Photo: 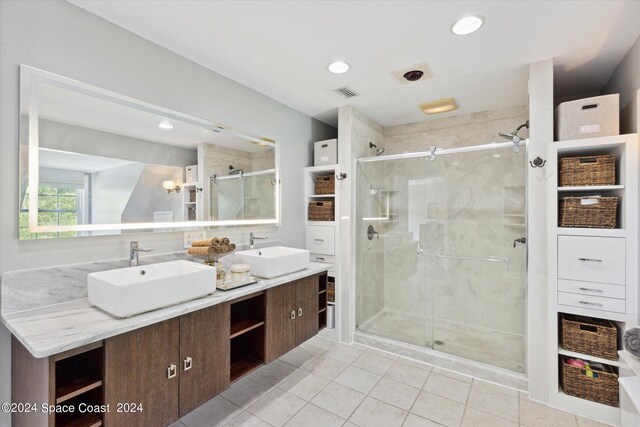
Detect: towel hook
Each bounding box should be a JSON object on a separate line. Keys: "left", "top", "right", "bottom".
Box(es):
{"left": 529, "top": 157, "right": 546, "bottom": 168}
{"left": 336, "top": 173, "right": 347, "bottom": 180}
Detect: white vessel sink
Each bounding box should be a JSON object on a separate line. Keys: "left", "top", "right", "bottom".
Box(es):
{"left": 235, "top": 246, "right": 310, "bottom": 278}
{"left": 88, "top": 260, "right": 216, "bottom": 318}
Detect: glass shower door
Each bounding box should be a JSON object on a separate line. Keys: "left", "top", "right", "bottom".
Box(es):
{"left": 431, "top": 146, "right": 527, "bottom": 373}
{"left": 355, "top": 157, "right": 437, "bottom": 347}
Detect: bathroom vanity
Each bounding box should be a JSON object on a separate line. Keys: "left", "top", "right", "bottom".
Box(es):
{"left": 2, "top": 263, "right": 328, "bottom": 427}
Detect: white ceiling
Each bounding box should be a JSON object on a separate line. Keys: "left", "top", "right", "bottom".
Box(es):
{"left": 39, "top": 148, "right": 136, "bottom": 172}
{"left": 69, "top": 0, "right": 640, "bottom": 127}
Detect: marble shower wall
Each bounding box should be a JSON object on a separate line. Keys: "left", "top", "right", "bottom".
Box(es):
{"left": 379, "top": 105, "right": 528, "bottom": 338}
{"left": 351, "top": 110, "right": 386, "bottom": 329}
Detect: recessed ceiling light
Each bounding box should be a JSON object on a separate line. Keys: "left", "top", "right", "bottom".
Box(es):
{"left": 158, "top": 119, "right": 174, "bottom": 130}
{"left": 450, "top": 15, "right": 484, "bottom": 35}
{"left": 419, "top": 98, "right": 458, "bottom": 115}
{"left": 327, "top": 61, "right": 350, "bottom": 74}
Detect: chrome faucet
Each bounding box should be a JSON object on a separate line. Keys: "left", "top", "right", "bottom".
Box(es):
{"left": 249, "top": 232, "right": 267, "bottom": 250}
{"left": 129, "top": 241, "right": 153, "bottom": 267}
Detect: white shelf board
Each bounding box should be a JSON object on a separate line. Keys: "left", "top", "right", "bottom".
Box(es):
{"left": 309, "top": 194, "right": 335, "bottom": 198}
{"left": 555, "top": 388, "right": 620, "bottom": 425}
{"left": 556, "top": 305, "right": 627, "bottom": 323}
{"left": 557, "top": 347, "right": 621, "bottom": 367}
{"left": 305, "top": 164, "right": 337, "bottom": 173}
{"left": 558, "top": 185, "right": 624, "bottom": 192}
{"left": 555, "top": 227, "right": 627, "bottom": 238}
{"left": 306, "top": 221, "right": 336, "bottom": 226}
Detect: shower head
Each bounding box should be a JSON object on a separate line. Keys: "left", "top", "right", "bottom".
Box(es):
{"left": 228, "top": 165, "right": 243, "bottom": 175}
{"left": 369, "top": 142, "right": 385, "bottom": 156}
{"left": 499, "top": 121, "right": 528, "bottom": 153}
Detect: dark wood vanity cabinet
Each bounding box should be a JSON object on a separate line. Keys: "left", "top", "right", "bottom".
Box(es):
{"left": 265, "top": 274, "right": 322, "bottom": 362}
{"left": 104, "top": 303, "right": 230, "bottom": 426}
{"left": 11, "top": 272, "right": 326, "bottom": 427}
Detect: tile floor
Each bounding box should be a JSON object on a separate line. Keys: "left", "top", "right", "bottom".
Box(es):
{"left": 171, "top": 336, "right": 612, "bottom": 427}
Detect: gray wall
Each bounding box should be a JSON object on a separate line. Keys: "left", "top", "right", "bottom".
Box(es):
{"left": 603, "top": 35, "right": 640, "bottom": 133}
{"left": 0, "top": 1, "right": 335, "bottom": 422}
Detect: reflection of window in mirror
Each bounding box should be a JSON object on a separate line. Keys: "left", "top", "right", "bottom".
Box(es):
{"left": 20, "top": 185, "right": 87, "bottom": 239}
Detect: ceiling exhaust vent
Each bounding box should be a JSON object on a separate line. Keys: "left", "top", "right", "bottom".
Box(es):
{"left": 333, "top": 86, "right": 359, "bottom": 99}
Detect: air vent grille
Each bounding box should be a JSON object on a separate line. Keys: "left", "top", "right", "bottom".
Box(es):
{"left": 333, "top": 86, "right": 359, "bottom": 99}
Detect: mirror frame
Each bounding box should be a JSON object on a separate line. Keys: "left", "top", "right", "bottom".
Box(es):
{"left": 20, "top": 65, "right": 280, "bottom": 234}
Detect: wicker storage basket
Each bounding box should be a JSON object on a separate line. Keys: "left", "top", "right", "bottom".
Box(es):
{"left": 308, "top": 201, "right": 334, "bottom": 221}
{"left": 560, "top": 357, "right": 619, "bottom": 406}
{"left": 315, "top": 175, "right": 335, "bottom": 195}
{"left": 327, "top": 278, "right": 335, "bottom": 303}
{"left": 560, "top": 314, "right": 618, "bottom": 360}
{"left": 559, "top": 196, "right": 617, "bottom": 228}
{"left": 559, "top": 155, "right": 616, "bottom": 187}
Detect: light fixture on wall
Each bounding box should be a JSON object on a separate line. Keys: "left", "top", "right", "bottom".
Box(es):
{"left": 162, "top": 180, "right": 181, "bottom": 194}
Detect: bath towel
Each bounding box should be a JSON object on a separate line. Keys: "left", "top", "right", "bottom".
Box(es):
{"left": 623, "top": 328, "right": 640, "bottom": 357}
{"left": 191, "top": 238, "right": 215, "bottom": 247}
{"left": 187, "top": 246, "right": 215, "bottom": 256}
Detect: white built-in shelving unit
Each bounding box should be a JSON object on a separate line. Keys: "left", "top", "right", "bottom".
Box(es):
{"left": 547, "top": 133, "right": 639, "bottom": 425}
{"left": 304, "top": 164, "right": 340, "bottom": 341}
{"left": 182, "top": 182, "right": 202, "bottom": 221}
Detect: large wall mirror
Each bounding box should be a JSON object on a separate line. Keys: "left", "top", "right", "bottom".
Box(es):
{"left": 19, "top": 65, "right": 279, "bottom": 238}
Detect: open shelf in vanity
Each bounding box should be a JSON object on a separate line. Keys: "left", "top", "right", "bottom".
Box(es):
{"left": 229, "top": 292, "right": 266, "bottom": 382}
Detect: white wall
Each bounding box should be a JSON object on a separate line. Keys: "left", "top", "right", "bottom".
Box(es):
{"left": 603, "top": 35, "right": 640, "bottom": 134}
{"left": 527, "top": 59, "right": 554, "bottom": 402}
{"left": 92, "top": 164, "right": 145, "bottom": 224}
{"left": 0, "top": 1, "right": 335, "bottom": 423}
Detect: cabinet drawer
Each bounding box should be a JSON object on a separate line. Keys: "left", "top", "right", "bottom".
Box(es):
{"left": 306, "top": 226, "right": 335, "bottom": 255}
{"left": 558, "top": 236, "right": 625, "bottom": 285}
{"left": 558, "top": 279, "right": 625, "bottom": 299}
{"left": 558, "top": 291, "right": 626, "bottom": 314}
{"left": 310, "top": 254, "right": 335, "bottom": 264}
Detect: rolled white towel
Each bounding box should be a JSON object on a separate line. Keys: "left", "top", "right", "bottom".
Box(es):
{"left": 623, "top": 328, "right": 640, "bottom": 357}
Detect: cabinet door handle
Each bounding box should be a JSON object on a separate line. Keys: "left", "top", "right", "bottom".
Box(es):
{"left": 183, "top": 356, "right": 192, "bottom": 371}
{"left": 578, "top": 258, "right": 602, "bottom": 262}
{"left": 298, "top": 307, "right": 303, "bottom": 317}
{"left": 579, "top": 287, "right": 603, "bottom": 293}
{"left": 167, "top": 364, "right": 177, "bottom": 379}
{"left": 290, "top": 310, "right": 296, "bottom": 320}
{"left": 579, "top": 301, "right": 603, "bottom": 307}
{"left": 314, "top": 238, "right": 324, "bottom": 242}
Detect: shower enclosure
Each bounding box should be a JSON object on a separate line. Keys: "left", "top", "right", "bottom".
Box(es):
{"left": 355, "top": 143, "right": 527, "bottom": 374}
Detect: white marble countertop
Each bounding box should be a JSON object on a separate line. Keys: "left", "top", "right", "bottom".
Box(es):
{"left": 1, "top": 263, "right": 328, "bottom": 358}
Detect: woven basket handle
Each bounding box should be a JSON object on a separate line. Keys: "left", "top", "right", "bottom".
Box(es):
{"left": 578, "top": 158, "right": 597, "bottom": 164}
{"left": 579, "top": 324, "right": 598, "bottom": 333}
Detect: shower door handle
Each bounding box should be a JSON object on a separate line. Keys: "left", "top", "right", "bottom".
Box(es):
{"left": 417, "top": 243, "right": 423, "bottom": 255}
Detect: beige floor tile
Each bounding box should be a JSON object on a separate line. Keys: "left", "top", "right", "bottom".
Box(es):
{"left": 310, "top": 381, "right": 366, "bottom": 419}
{"left": 576, "top": 416, "right": 615, "bottom": 426}
{"left": 352, "top": 352, "right": 395, "bottom": 375}
{"left": 520, "top": 398, "right": 578, "bottom": 427}
{"left": 432, "top": 367, "right": 472, "bottom": 383}
{"left": 334, "top": 366, "right": 382, "bottom": 394}
{"left": 223, "top": 411, "right": 272, "bottom": 427}
{"left": 279, "top": 346, "right": 318, "bottom": 368}
{"left": 180, "top": 395, "right": 242, "bottom": 426}
{"left": 471, "top": 379, "right": 519, "bottom": 397}
{"left": 369, "top": 377, "right": 420, "bottom": 411}
{"left": 302, "top": 356, "right": 349, "bottom": 380}
{"left": 324, "top": 343, "right": 365, "bottom": 364}
{"left": 467, "top": 383, "right": 518, "bottom": 421}
{"left": 423, "top": 373, "right": 471, "bottom": 404}
{"left": 249, "top": 359, "right": 298, "bottom": 386}
{"left": 396, "top": 357, "right": 434, "bottom": 372}
{"left": 461, "top": 407, "right": 518, "bottom": 427}
{"left": 385, "top": 359, "right": 432, "bottom": 389}
{"left": 411, "top": 391, "right": 465, "bottom": 427}
{"left": 277, "top": 369, "right": 330, "bottom": 401}
{"left": 246, "top": 389, "right": 306, "bottom": 427}
{"left": 349, "top": 396, "right": 408, "bottom": 427}
{"left": 284, "top": 403, "right": 345, "bottom": 427}
{"left": 402, "top": 413, "right": 442, "bottom": 426}
{"left": 365, "top": 346, "right": 398, "bottom": 360}
{"left": 299, "top": 336, "right": 336, "bottom": 354}
{"left": 221, "top": 377, "right": 273, "bottom": 408}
